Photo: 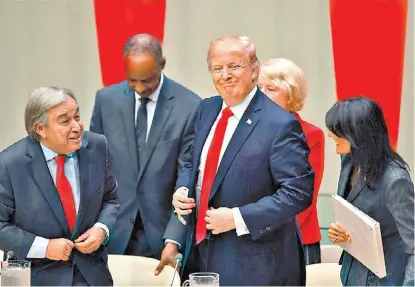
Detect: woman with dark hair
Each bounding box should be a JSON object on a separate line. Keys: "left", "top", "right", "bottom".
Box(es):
{"left": 326, "top": 97, "right": 414, "bottom": 286}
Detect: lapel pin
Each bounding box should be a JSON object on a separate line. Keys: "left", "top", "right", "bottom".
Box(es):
{"left": 246, "top": 119, "right": 252, "bottom": 125}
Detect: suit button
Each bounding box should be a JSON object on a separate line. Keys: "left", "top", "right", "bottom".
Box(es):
{"left": 130, "top": 217, "right": 135, "bottom": 224}
{"left": 266, "top": 226, "right": 271, "bottom": 231}
{"left": 260, "top": 230, "right": 264, "bottom": 234}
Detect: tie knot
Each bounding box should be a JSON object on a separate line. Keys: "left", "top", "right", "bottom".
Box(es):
{"left": 140, "top": 97, "right": 150, "bottom": 105}
{"left": 222, "top": 107, "right": 233, "bottom": 119}
{"left": 55, "top": 155, "right": 66, "bottom": 167}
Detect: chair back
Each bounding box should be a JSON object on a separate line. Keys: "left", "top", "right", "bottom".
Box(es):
{"left": 107, "top": 255, "right": 181, "bottom": 286}
{"left": 306, "top": 263, "right": 342, "bottom": 286}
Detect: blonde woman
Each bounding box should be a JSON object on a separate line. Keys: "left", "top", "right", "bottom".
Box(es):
{"left": 259, "top": 58, "right": 325, "bottom": 264}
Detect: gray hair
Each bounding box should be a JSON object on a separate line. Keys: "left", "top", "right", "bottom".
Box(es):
{"left": 207, "top": 36, "right": 260, "bottom": 71}
{"left": 25, "top": 86, "right": 77, "bottom": 141}
{"left": 123, "top": 34, "right": 163, "bottom": 60}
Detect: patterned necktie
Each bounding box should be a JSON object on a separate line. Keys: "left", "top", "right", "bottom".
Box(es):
{"left": 55, "top": 155, "right": 77, "bottom": 232}
{"left": 195, "top": 107, "right": 234, "bottom": 244}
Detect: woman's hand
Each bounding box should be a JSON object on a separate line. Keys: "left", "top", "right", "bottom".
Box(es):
{"left": 328, "top": 223, "right": 351, "bottom": 243}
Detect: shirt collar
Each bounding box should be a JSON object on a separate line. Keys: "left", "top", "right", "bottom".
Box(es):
{"left": 39, "top": 142, "right": 77, "bottom": 162}
{"left": 222, "top": 85, "right": 258, "bottom": 120}
{"left": 135, "top": 72, "right": 164, "bottom": 103}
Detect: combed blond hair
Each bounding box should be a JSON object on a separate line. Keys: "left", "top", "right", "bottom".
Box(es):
{"left": 207, "top": 36, "right": 260, "bottom": 72}
{"left": 261, "top": 58, "right": 307, "bottom": 112}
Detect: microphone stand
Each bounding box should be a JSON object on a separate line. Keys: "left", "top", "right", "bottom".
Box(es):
{"left": 169, "top": 253, "right": 183, "bottom": 287}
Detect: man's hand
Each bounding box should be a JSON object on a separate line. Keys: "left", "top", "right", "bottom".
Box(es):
{"left": 45, "top": 238, "right": 74, "bottom": 261}
{"left": 172, "top": 187, "right": 195, "bottom": 225}
{"left": 154, "top": 242, "right": 179, "bottom": 276}
{"left": 74, "top": 226, "right": 106, "bottom": 254}
{"left": 205, "top": 207, "right": 236, "bottom": 234}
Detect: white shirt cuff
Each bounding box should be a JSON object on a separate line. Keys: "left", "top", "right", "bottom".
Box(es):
{"left": 94, "top": 222, "right": 109, "bottom": 244}
{"left": 232, "top": 207, "right": 250, "bottom": 236}
{"left": 27, "top": 236, "right": 49, "bottom": 258}
{"left": 165, "top": 239, "right": 181, "bottom": 249}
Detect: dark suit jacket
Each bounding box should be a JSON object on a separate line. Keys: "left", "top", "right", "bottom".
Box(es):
{"left": 90, "top": 76, "right": 201, "bottom": 258}
{"left": 338, "top": 155, "right": 414, "bottom": 286}
{"left": 0, "top": 132, "right": 119, "bottom": 286}
{"left": 294, "top": 112, "right": 325, "bottom": 245}
{"left": 178, "top": 89, "right": 315, "bottom": 286}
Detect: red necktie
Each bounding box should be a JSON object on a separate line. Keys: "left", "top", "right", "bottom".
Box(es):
{"left": 196, "top": 107, "right": 233, "bottom": 244}
{"left": 55, "top": 155, "right": 77, "bottom": 232}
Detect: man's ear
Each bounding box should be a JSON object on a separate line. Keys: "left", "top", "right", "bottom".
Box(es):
{"left": 252, "top": 64, "right": 260, "bottom": 81}
{"left": 34, "top": 123, "right": 47, "bottom": 139}
{"left": 160, "top": 56, "right": 166, "bottom": 70}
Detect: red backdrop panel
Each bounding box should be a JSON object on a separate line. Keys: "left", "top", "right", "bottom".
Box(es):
{"left": 330, "top": 0, "right": 407, "bottom": 149}
{"left": 94, "top": 0, "right": 166, "bottom": 87}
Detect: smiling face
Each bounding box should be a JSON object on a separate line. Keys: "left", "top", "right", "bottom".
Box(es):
{"left": 35, "top": 96, "right": 84, "bottom": 154}
{"left": 328, "top": 130, "right": 351, "bottom": 154}
{"left": 209, "top": 40, "right": 259, "bottom": 107}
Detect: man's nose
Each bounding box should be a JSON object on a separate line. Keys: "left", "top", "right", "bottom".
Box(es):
{"left": 221, "top": 67, "right": 231, "bottom": 80}
{"left": 133, "top": 82, "right": 146, "bottom": 94}
{"left": 71, "top": 120, "right": 81, "bottom": 131}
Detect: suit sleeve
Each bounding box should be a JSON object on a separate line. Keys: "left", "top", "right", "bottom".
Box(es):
{"left": 164, "top": 103, "right": 200, "bottom": 246}
{"left": 239, "top": 119, "right": 315, "bottom": 241}
{"left": 174, "top": 104, "right": 199, "bottom": 190}
{"left": 297, "top": 129, "right": 324, "bottom": 228}
{"left": 0, "top": 159, "right": 37, "bottom": 259}
{"left": 385, "top": 177, "right": 414, "bottom": 286}
{"left": 96, "top": 136, "right": 120, "bottom": 242}
{"left": 90, "top": 90, "right": 103, "bottom": 134}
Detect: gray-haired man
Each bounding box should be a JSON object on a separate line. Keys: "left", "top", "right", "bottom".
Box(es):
{"left": 0, "top": 86, "right": 119, "bottom": 286}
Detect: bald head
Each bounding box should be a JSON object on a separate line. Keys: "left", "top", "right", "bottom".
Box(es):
{"left": 122, "top": 34, "right": 166, "bottom": 97}
{"left": 123, "top": 34, "right": 163, "bottom": 61}
{"left": 207, "top": 36, "right": 259, "bottom": 71}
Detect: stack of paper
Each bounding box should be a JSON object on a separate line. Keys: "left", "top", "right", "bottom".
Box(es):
{"left": 332, "top": 194, "right": 386, "bottom": 278}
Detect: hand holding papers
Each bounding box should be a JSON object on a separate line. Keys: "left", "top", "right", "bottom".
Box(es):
{"left": 332, "top": 194, "right": 386, "bottom": 278}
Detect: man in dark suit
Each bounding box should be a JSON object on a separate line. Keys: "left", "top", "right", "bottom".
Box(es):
{"left": 0, "top": 87, "right": 119, "bottom": 286}
{"left": 90, "top": 34, "right": 201, "bottom": 263}
{"left": 168, "top": 36, "right": 315, "bottom": 285}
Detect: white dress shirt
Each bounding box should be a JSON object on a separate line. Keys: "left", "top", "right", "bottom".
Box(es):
{"left": 196, "top": 86, "right": 258, "bottom": 236}
{"left": 26, "top": 143, "right": 109, "bottom": 258}
{"left": 134, "top": 73, "right": 164, "bottom": 139}
{"left": 166, "top": 87, "right": 257, "bottom": 247}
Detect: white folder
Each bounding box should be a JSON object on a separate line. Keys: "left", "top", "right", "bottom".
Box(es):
{"left": 332, "top": 194, "right": 386, "bottom": 278}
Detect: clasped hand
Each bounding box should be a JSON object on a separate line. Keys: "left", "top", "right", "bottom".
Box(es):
{"left": 45, "top": 227, "right": 106, "bottom": 261}
{"left": 172, "top": 187, "right": 235, "bottom": 234}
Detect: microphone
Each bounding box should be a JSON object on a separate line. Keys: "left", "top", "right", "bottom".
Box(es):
{"left": 169, "top": 253, "right": 183, "bottom": 287}
{"left": 5, "top": 251, "right": 14, "bottom": 262}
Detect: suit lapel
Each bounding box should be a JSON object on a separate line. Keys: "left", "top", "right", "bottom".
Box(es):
{"left": 137, "top": 78, "right": 174, "bottom": 183}
{"left": 25, "top": 138, "right": 70, "bottom": 237}
{"left": 209, "top": 92, "right": 262, "bottom": 201}
{"left": 121, "top": 85, "right": 139, "bottom": 175}
{"left": 337, "top": 157, "right": 352, "bottom": 198}
{"left": 337, "top": 155, "right": 365, "bottom": 203}
{"left": 346, "top": 175, "right": 365, "bottom": 203}
{"left": 191, "top": 99, "right": 223, "bottom": 195}
{"left": 72, "top": 139, "right": 93, "bottom": 238}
